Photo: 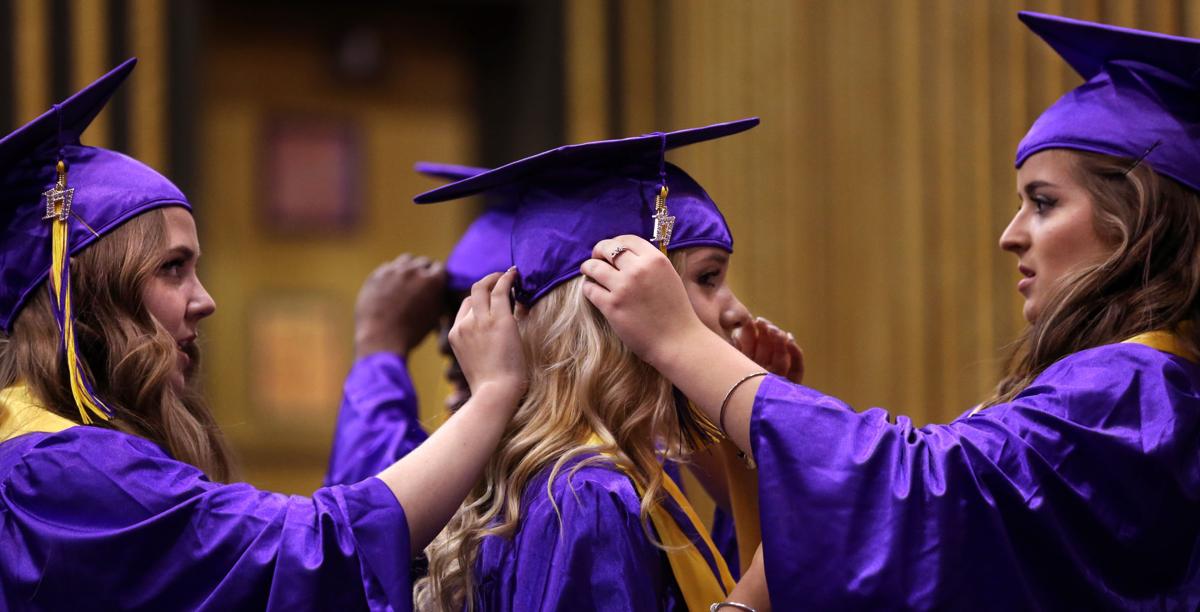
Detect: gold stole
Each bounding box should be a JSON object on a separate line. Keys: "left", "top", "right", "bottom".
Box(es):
{"left": 970, "top": 330, "right": 1195, "bottom": 417}
{"left": 586, "top": 435, "right": 735, "bottom": 611}
{"left": 1122, "top": 330, "right": 1196, "bottom": 362}
{"left": 717, "top": 438, "right": 762, "bottom": 575}
{"left": 0, "top": 384, "right": 76, "bottom": 444}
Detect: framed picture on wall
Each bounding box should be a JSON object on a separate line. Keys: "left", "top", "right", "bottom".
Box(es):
{"left": 262, "top": 115, "right": 361, "bottom": 234}
{"left": 248, "top": 293, "right": 348, "bottom": 423}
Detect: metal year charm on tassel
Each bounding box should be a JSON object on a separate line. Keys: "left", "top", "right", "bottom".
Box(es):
{"left": 42, "top": 160, "right": 74, "bottom": 221}
{"left": 651, "top": 184, "right": 675, "bottom": 253}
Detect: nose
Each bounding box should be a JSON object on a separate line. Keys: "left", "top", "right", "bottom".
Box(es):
{"left": 719, "top": 291, "right": 753, "bottom": 338}
{"left": 189, "top": 279, "right": 217, "bottom": 321}
{"left": 999, "top": 210, "right": 1029, "bottom": 255}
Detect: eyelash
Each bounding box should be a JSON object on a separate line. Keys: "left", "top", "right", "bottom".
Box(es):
{"left": 697, "top": 271, "right": 719, "bottom": 287}
{"left": 1032, "top": 196, "right": 1056, "bottom": 214}
{"left": 161, "top": 258, "right": 186, "bottom": 274}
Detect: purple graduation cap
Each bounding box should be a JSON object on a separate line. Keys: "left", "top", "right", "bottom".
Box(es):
{"left": 1016, "top": 11, "right": 1200, "bottom": 192}
{"left": 414, "top": 118, "right": 758, "bottom": 305}
{"left": 0, "top": 58, "right": 188, "bottom": 423}
{"left": 414, "top": 162, "right": 515, "bottom": 293}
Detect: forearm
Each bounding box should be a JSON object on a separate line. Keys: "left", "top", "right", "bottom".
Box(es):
{"left": 376, "top": 382, "right": 515, "bottom": 553}
{"left": 724, "top": 545, "right": 770, "bottom": 610}
{"left": 652, "top": 325, "right": 765, "bottom": 453}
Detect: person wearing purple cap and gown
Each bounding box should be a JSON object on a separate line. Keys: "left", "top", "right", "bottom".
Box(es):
{"left": 0, "top": 60, "right": 529, "bottom": 611}
{"left": 582, "top": 12, "right": 1200, "bottom": 610}
{"left": 324, "top": 163, "right": 509, "bottom": 489}
{"left": 409, "top": 118, "right": 801, "bottom": 611}
{"left": 327, "top": 162, "right": 776, "bottom": 581}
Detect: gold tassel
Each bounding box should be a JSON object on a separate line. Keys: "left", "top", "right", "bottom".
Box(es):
{"left": 44, "top": 160, "right": 110, "bottom": 423}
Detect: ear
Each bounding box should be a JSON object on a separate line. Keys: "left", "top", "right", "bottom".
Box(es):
{"left": 514, "top": 302, "right": 529, "bottom": 321}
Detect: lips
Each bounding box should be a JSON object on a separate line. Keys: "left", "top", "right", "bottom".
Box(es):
{"left": 1017, "top": 265, "right": 1035, "bottom": 294}
{"left": 176, "top": 336, "right": 198, "bottom": 375}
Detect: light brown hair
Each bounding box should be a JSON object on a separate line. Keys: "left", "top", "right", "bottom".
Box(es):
{"left": 0, "top": 208, "right": 233, "bottom": 481}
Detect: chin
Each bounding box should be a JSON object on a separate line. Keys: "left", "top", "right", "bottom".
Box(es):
{"left": 1022, "top": 301, "right": 1039, "bottom": 324}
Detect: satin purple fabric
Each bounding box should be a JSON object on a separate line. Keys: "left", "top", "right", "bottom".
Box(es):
{"left": 506, "top": 162, "right": 735, "bottom": 305}
{"left": 414, "top": 162, "right": 515, "bottom": 293}
{"left": 751, "top": 342, "right": 1200, "bottom": 608}
{"left": 326, "top": 353, "right": 429, "bottom": 487}
{"left": 473, "top": 457, "right": 686, "bottom": 611}
{"left": 1015, "top": 12, "right": 1200, "bottom": 192}
{"left": 0, "top": 59, "right": 188, "bottom": 333}
{"left": 413, "top": 119, "right": 756, "bottom": 305}
{"left": 0, "top": 426, "right": 412, "bottom": 611}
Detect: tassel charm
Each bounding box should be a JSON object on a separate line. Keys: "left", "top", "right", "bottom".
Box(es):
{"left": 651, "top": 185, "right": 675, "bottom": 254}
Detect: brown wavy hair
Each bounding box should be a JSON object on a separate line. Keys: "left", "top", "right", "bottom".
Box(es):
{"left": 985, "top": 151, "right": 1200, "bottom": 406}
{"left": 415, "top": 254, "right": 712, "bottom": 611}
{"left": 0, "top": 208, "right": 233, "bottom": 481}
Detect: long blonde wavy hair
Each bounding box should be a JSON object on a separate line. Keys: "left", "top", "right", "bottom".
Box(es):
{"left": 984, "top": 151, "right": 1200, "bottom": 406}
{"left": 415, "top": 255, "right": 709, "bottom": 610}
{"left": 0, "top": 208, "right": 233, "bottom": 481}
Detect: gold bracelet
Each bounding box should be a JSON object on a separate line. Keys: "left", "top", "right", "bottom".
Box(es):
{"left": 710, "top": 602, "right": 757, "bottom": 612}
{"left": 719, "top": 371, "right": 768, "bottom": 436}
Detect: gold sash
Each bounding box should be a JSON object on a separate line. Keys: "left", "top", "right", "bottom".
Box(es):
{"left": 0, "top": 384, "right": 76, "bottom": 444}
{"left": 586, "top": 435, "right": 735, "bottom": 611}
{"left": 1122, "top": 330, "right": 1197, "bottom": 362}
{"left": 971, "top": 330, "right": 1194, "bottom": 416}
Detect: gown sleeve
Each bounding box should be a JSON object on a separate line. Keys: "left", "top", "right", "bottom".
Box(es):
{"left": 484, "top": 469, "right": 676, "bottom": 611}
{"left": 1, "top": 427, "right": 412, "bottom": 611}
{"left": 325, "top": 352, "right": 429, "bottom": 487}
{"left": 750, "top": 343, "right": 1200, "bottom": 609}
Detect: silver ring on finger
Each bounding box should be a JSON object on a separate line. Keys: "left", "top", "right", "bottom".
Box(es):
{"left": 609, "top": 245, "right": 629, "bottom": 263}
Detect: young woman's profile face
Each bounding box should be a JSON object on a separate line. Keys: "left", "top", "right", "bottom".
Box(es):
{"left": 677, "top": 247, "right": 751, "bottom": 343}
{"left": 1001, "top": 149, "right": 1114, "bottom": 323}
{"left": 141, "top": 207, "right": 217, "bottom": 390}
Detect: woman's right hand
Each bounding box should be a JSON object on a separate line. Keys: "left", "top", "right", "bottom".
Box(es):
{"left": 448, "top": 267, "right": 527, "bottom": 405}
{"left": 581, "top": 235, "right": 710, "bottom": 368}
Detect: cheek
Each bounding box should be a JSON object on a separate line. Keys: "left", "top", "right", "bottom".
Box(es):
{"left": 685, "top": 288, "right": 722, "bottom": 331}
{"left": 1040, "top": 215, "right": 1109, "bottom": 274}
{"left": 141, "top": 280, "right": 182, "bottom": 327}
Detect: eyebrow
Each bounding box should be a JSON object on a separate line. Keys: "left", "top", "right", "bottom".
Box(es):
{"left": 694, "top": 252, "right": 729, "bottom": 266}
{"left": 1021, "top": 179, "right": 1057, "bottom": 195}
{"left": 165, "top": 245, "right": 198, "bottom": 260}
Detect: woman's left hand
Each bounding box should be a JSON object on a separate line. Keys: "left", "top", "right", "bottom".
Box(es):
{"left": 733, "top": 317, "right": 804, "bottom": 384}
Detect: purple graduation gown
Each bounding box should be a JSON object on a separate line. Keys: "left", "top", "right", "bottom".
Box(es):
{"left": 326, "top": 353, "right": 429, "bottom": 486}
{"left": 473, "top": 457, "right": 687, "bottom": 611}
{"left": 0, "top": 426, "right": 412, "bottom": 611}
{"left": 752, "top": 342, "right": 1200, "bottom": 609}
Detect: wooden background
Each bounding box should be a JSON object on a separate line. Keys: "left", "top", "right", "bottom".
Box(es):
{"left": 4, "top": 0, "right": 1198, "bottom": 496}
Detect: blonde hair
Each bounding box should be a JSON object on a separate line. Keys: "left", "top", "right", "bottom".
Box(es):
{"left": 415, "top": 259, "right": 708, "bottom": 610}
{"left": 985, "top": 152, "right": 1200, "bottom": 406}
{"left": 0, "top": 208, "right": 233, "bottom": 481}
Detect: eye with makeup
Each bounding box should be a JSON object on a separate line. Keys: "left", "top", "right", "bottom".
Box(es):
{"left": 1031, "top": 194, "right": 1058, "bottom": 214}
{"left": 158, "top": 250, "right": 192, "bottom": 279}
{"left": 695, "top": 267, "right": 723, "bottom": 289}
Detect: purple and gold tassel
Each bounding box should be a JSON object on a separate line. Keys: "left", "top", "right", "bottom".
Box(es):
{"left": 43, "top": 160, "right": 111, "bottom": 423}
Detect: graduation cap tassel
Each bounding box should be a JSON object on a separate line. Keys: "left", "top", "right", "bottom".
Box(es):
{"left": 44, "top": 159, "right": 112, "bottom": 424}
